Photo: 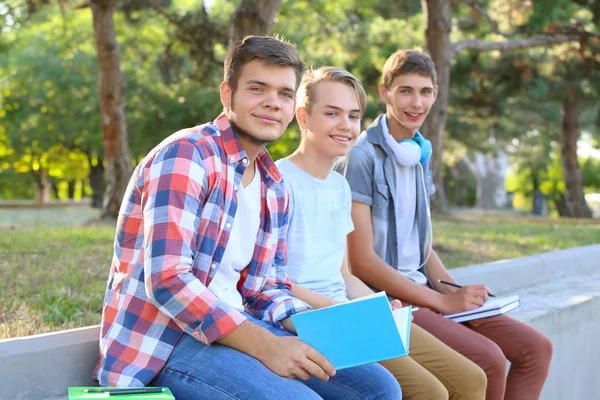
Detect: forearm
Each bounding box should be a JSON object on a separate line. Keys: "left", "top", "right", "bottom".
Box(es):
{"left": 342, "top": 273, "right": 375, "bottom": 300}
{"left": 352, "top": 253, "right": 444, "bottom": 311}
{"left": 424, "top": 249, "right": 457, "bottom": 295}
{"left": 218, "top": 319, "right": 276, "bottom": 359}
{"left": 291, "top": 284, "right": 339, "bottom": 309}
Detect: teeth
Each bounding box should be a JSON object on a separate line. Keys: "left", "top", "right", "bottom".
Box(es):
{"left": 331, "top": 136, "right": 349, "bottom": 141}
{"left": 407, "top": 113, "right": 421, "bottom": 117}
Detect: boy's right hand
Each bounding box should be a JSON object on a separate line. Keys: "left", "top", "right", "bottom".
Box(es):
{"left": 260, "top": 336, "right": 336, "bottom": 382}
{"left": 438, "top": 284, "right": 490, "bottom": 314}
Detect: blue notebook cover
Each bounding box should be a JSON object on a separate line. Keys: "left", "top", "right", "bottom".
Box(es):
{"left": 291, "top": 291, "right": 412, "bottom": 370}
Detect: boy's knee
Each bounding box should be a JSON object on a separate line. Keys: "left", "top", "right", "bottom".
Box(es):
{"left": 427, "top": 379, "right": 449, "bottom": 400}
{"left": 525, "top": 332, "right": 553, "bottom": 371}
{"left": 483, "top": 343, "right": 507, "bottom": 379}
{"left": 373, "top": 370, "right": 403, "bottom": 400}
{"left": 452, "top": 362, "right": 487, "bottom": 399}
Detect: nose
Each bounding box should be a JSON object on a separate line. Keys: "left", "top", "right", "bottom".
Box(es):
{"left": 338, "top": 115, "right": 351, "bottom": 131}
{"left": 263, "top": 90, "right": 281, "bottom": 111}
{"left": 411, "top": 94, "right": 423, "bottom": 108}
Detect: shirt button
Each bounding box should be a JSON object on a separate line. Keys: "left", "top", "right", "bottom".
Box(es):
{"left": 210, "top": 263, "right": 217, "bottom": 269}
{"left": 242, "top": 158, "right": 248, "bottom": 164}
{"left": 226, "top": 223, "right": 232, "bottom": 229}
{"left": 229, "top": 156, "right": 235, "bottom": 161}
{"left": 234, "top": 185, "right": 239, "bottom": 190}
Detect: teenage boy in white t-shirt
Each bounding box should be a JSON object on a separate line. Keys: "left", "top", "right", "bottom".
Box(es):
{"left": 278, "top": 66, "right": 487, "bottom": 400}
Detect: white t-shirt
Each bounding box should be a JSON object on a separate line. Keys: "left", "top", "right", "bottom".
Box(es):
{"left": 277, "top": 159, "right": 353, "bottom": 302}
{"left": 207, "top": 169, "right": 261, "bottom": 310}
{"left": 381, "top": 117, "right": 427, "bottom": 285}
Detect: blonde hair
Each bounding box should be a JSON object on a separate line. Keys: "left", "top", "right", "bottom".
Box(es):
{"left": 296, "top": 66, "right": 367, "bottom": 115}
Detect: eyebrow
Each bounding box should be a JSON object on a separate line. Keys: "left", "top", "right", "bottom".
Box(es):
{"left": 324, "top": 104, "right": 361, "bottom": 113}
{"left": 246, "top": 79, "right": 295, "bottom": 94}
{"left": 397, "top": 85, "right": 434, "bottom": 91}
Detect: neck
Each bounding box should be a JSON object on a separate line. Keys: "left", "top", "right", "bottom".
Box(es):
{"left": 287, "top": 140, "right": 335, "bottom": 180}
{"left": 386, "top": 111, "right": 417, "bottom": 142}
{"left": 236, "top": 135, "right": 264, "bottom": 164}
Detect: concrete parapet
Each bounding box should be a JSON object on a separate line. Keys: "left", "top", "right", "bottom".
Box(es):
{"left": 0, "top": 325, "right": 99, "bottom": 400}
{"left": 1, "top": 245, "right": 599, "bottom": 400}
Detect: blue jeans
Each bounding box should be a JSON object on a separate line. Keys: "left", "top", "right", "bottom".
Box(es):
{"left": 151, "top": 313, "right": 401, "bottom": 400}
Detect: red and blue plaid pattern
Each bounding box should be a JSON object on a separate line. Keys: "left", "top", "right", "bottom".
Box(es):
{"left": 95, "top": 113, "right": 310, "bottom": 386}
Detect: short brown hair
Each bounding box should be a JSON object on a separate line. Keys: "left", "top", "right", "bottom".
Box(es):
{"left": 382, "top": 50, "right": 437, "bottom": 89}
{"left": 296, "top": 66, "right": 367, "bottom": 115}
{"left": 224, "top": 35, "right": 305, "bottom": 94}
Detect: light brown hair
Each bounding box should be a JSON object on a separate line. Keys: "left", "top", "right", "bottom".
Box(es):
{"left": 382, "top": 50, "right": 437, "bottom": 89}
{"left": 224, "top": 35, "right": 305, "bottom": 94}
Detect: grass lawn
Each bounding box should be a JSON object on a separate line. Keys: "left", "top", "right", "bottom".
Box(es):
{"left": 1, "top": 207, "right": 599, "bottom": 339}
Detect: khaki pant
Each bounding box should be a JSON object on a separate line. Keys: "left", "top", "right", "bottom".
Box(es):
{"left": 379, "top": 324, "right": 487, "bottom": 400}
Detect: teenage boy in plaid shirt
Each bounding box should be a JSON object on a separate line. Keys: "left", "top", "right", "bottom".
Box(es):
{"left": 95, "top": 36, "right": 401, "bottom": 400}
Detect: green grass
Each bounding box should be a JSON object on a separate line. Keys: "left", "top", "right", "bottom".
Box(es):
{"left": 435, "top": 215, "right": 600, "bottom": 268}
{"left": 1, "top": 207, "right": 599, "bottom": 339}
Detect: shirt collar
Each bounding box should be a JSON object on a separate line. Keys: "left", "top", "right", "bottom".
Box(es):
{"left": 215, "top": 112, "right": 283, "bottom": 184}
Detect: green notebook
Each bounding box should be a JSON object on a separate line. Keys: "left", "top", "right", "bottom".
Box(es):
{"left": 68, "top": 387, "right": 175, "bottom": 399}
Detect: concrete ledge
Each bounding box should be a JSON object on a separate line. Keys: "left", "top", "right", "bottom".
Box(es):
{"left": 451, "top": 244, "right": 600, "bottom": 295}
{"left": 0, "top": 325, "right": 100, "bottom": 400}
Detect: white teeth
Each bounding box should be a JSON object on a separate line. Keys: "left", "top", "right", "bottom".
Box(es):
{"left": 331, "top": 136, "right": 349, "bottom": 141}
{"left": 407, "top": 113, "right": 421, "bottom": 117}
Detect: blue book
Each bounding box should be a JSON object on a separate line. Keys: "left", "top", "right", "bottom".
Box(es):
{"left": 291, "top": 291, "right": 412, "bottom": 370}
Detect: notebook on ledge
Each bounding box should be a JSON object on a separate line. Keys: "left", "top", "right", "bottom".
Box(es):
{"left": 444, "top": 295, "right": 521, "bottom": 323}
{"left": 291, "top": 291, "right": 412, "bottom": 370}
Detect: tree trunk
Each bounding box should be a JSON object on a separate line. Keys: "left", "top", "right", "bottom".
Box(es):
{"left": 229, "top": 0, "right": 281, "bottom": 44}
{"left": 89, "top": 155, "right": 106, "bottom": 209}
{"left": 67, "top": 180, "right": 76, "bottom": 200}
{"left": 560, "top": 99, "right": 593, "bottom": 218}
{"left": 90, "top": 0, "right": 133, "bottom": 219}
{"left": 464, "top": 151, "right": 508, "bottom": 209}
{"left": 553, "top": 194, "right": 571, "bottom": 217}
{"left": 422, "top": 0, "right": 451, "bottom": 213}
{"left": 32, "top": 169, "right": 50, "bottom": 205}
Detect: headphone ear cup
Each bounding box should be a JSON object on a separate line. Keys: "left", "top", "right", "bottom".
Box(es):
{"left": 413, "top": 133, "right": 432, "bottom": 163}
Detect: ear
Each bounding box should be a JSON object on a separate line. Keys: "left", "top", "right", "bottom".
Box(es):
{"left": 220, "top": 81, "right": 232, "bottom": 109}
{"left": 432, "top": 84, "right": 439, "bottom": 104}
{"left": 296, "top": 106, "right": 309, "bottom": 130}
{"left": 287, "top": 98, "right": 297, "bottom": 124}
{"left": 378, "top": 84, "right": 390, "bottom": 105}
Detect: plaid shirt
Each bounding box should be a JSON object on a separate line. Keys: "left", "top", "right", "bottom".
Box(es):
{"left": 95, "top": 113, "right": 310, "bottom": 386}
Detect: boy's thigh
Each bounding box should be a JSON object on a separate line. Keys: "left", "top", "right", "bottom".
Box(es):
{"left": 407, "top": 323, "right": 487, "bottom": 398}
{"left": 467, "top": 314, "right": 552, "bottom": 363}
{"left": 304, "top": 362, "right": 402, "bottom": 400}
{"left": 379, "top": 354, "right": 448, "bottom": 400}
{"left": 412, "top": 307, "right": 504, "bottom": 372}
{"left": 152, "top": 332, "right": 321, "bottom": 400}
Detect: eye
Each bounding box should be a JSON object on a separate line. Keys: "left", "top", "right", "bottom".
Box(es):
{"left": 350, "top": 114, "right": 361, "bottom": 120}
{"left": 249, "top": 86, "right": 263, "bottom": 93}
{"left": 400, "top": 89, "right": 410, "bottom": 94}
{"left": 280, "top": 92, "right": 294, "bottom": 100}
{"left": 326, "top": 112, "right": 337, "bottom": 116}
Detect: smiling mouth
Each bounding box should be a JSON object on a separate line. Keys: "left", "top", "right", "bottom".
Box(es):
{"left": 255, "top": 115, "right": 279, "bottom": 124}
{"left": 405, "top": 112, "right": 422, "bottom": 118}
{"left": 330, "top": 135, "right": 351, "bottom": 142}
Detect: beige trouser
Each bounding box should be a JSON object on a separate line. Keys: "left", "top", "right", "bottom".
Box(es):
{"left": 379, "top": 324, "right": 487, "bottom": 400}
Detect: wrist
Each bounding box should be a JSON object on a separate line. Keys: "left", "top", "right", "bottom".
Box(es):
{"left": 429, "top": 292, "right": 447, "bottom": 313}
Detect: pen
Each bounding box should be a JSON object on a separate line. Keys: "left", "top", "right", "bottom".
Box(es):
{"left": 83, "top": 387, "right": 166, "bottom": 395}
{"left": 438, "top": 280, "right": 496, "bottom": 297}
